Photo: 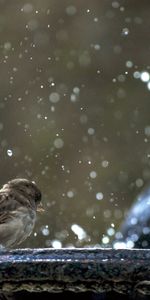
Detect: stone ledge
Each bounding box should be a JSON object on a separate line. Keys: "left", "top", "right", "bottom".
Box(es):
{"left": 0, "top": 248, "right": 150, "bottom": 295}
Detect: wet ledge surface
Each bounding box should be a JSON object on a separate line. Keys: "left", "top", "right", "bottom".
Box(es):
{"left": 0, "top": 248, "right": 150, "bottom": 295}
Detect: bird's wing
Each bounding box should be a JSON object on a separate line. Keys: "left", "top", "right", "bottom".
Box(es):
{"left": 0, "top": 215, "right": 23, "bottom": 248}
{"left": 0, "top": 191, "right": 19, "bottom": 224}
{"left": 0, "top": 212, "right": 14, "bottom": 224}
{"left": 0, "top": 190, "right": 15, "bottom": 205}
{"left": 0, "top": 190, "right": 20, "bottom": 208}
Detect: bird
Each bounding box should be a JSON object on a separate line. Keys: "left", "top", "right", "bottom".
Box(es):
{"left": 0, "top": 178, "right": 42, "bottom": 248}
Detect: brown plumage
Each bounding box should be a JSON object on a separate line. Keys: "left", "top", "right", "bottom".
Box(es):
{"left": 0, "top": 178, "right": 42, "bottom": 248}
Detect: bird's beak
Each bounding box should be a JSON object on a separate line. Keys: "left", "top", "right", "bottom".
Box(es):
{"left": 37, "top": 202, "right": 45, "bottom": 212}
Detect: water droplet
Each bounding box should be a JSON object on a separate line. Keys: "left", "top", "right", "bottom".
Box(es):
{"left": 67, "top": 190, "right": 74, "bottom": 198}
{"left": 21, "top": 3, "right": 33, "bottom": 13}
{"left": 73, "top": 87, "right": 80, "bottom": 94}
{"left": 135, "top": 178, "right": 144, "bottom": 188}
{"left": 140, "top": 71, "right": 150, "bottom": 82}
{"left": 107, "top": 228, "right": 115, "bottom": 236}
{"left": 42, "top": 228, "right": 50, "bottom": 236}
{"left": 66, "top": 5, "right": 77, "bottom": 16}
{"left": 112, "top": 1, "right": 120, "bottom": 8}
{"left": 71, "top": 224, "right": 87, "bottom": 240}
{"left": 102, "top": 236, "right": 110, "bottom": 244}
{"left": 70, "top": 94, "right": 77, "bottom": 102}
{"left": 122, "top": 28, "right": 129, "bottom": 36}
{"left": 7, "top": 149, "right": 13, "bottom": 157}
{"left": 49, "top": 92, "right": 60, "bottom": 103}
{"left": 87, "top": 128, "right": 95, "bottom": 135}
{"left": 54, "top": 138, "right": 64, "bottom": 149}
{"left": 89, "top": 171, "right": 97, "bottom": 179}
{"left": 96, "top": 192, "right": 103, "bottom": 200}
{"left": 101, "top": 160, "right": 109, "bottom": 168}
{"left": 147, "top": 82, "right": 150, "bottom": 90}
{"left": 126, "top": 60, "right": 133, "bottom": 68}
{"left": 51, "top": 240, "right": 62, "bottom": 248}
{"left": 144, "top": 126, "right": 150, "bottom": 136}
{"left": 93, "top": 44, "right": 101, "bottom": 50}
{"left": 133, "top": 71, "right": 140, "bottom": 79}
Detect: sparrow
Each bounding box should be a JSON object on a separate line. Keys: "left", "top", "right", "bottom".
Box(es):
{"left": 0, "top": 178, "right": 42, "bottom": 248}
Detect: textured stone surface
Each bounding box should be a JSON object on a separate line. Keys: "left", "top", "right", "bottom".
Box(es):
{"left": 0, "top": 248, "right": 150, "bottom": 295}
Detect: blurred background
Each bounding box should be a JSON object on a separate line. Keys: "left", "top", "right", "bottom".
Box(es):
{"left": 0, "top": 0, "right": 150, "bottom": 248}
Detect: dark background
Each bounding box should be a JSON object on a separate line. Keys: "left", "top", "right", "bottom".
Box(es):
{"left": 0, "top": 0, "right": 150, "bottom": 248}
